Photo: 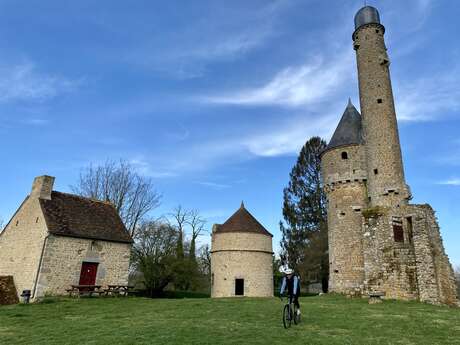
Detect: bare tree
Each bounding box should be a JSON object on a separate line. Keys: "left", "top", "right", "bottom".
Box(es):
{"left": 72, "top": 160, "right": 161, "bottom": 238}
{"left": 169, "top": 206, "right": 190, "bottom": 259}
{"left": 187, "top": 210, "right": 206, "bottom": 260}
{"left": 0, "top": 217, "right": 4, "bottom": 232}
{"left": 198, "top": 244, "right": 211, "bottom": 276}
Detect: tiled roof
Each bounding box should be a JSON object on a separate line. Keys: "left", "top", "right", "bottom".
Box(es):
{"left": 214, "top": 202, "right": 272, "bottom": 237}
{"left": 39, "top": 191, "right": 133, "bottom": 243}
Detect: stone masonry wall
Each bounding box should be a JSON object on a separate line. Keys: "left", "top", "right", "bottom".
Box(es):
{"left": 211, "top": 232, "right": 273, "bottom": 298}
{"left": 0, "top": 276, "right": 19, "bottom": 305}
{"left": 353, "top": 23, "right": 409, "bottom": 207}
{"left": 322, "top": 145, "right": 368, "bottom": 295}
{"left": 35, "top": 235, "right": 131, "bottom": 297}
{"left": 0, "top": 197, "right": 48, "bottom": 298}
{"left": 326, "top": 182, "right": 367, "bottom": 295}
{"left": 211, "top": 250, "right": 273, "bottom": 298}
{"left": 409, "top": 204, "right": 458, "bottom": 306}
{"left": 362, "top": 208, "right": 418, "bottom": 300}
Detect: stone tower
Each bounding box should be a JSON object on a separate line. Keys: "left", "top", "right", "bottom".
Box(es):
{"left": 353, "top": 6, "right": 410, "bottom": 207}
{"left": 321, "top": 6, "right": 458, "bottom": 306}
{"left": 210, "top": 203, "right": 273, "bottom": 298}
{"left": 321, "top": 100, "right": 367, "bottom": 295}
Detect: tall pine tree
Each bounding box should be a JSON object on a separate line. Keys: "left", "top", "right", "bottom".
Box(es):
{"left": 280, "top": 136, "right": 328, "bottom": 291}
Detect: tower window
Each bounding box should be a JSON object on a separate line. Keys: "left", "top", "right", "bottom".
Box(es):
{"left": 374, "top": 169, "right": 378, "bottom": 175}
{"left": 341, "top": 152, "right": 348, "bottom": 160}
{"left": 375, "top": 29, "right": 380, "bottom": 34}
{"left": 377, "top": 99, "right": 383, "bottom": 104}
{"left": 393, "top": 224, "right": 404, "bottom": 243}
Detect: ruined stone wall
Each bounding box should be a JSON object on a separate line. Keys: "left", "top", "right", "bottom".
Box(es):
{"left": 409, "top": 204, "right": 458, "bottom": 306}
{"left": 322, "top": 145, "right": 368, "bottom": 295}
{"left": 362, "top": 208, "right": 418, "bottom": 300}
{"left": 211, "top": 232, "right": 273, "bottom": 298}
{"left": 0, "top": 276, "right": 19, "bottom": 305}
{"left": 35, "top": 235, "right": 131, "bottom": 297}
{"left": 0, "top": 197, "right": 48, "bottom": 298}
{"left": 353, "top": 23, "right": 409, "bottom": 207}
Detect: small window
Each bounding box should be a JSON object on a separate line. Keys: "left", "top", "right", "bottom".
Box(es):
{"left": 374, "top": 169, "right": 379, "bottom": 175}
{"left": 341, "top": 152, "right": 348, "bottom": 159}
{"left": 334, "top": 270, "right": 339, "bottom": 273}
{"left": 393, "top": 219, "right": 404, "bottom": 243}
{"left": 377, "top": 99, "right": 383, "bottom": 104}
{"left": 376, "top": 29, "right": 380, "bottom": 34}
{"left": 36, "top": 217, "right": 39, "bottom": 223}
{"left": 16, "top": 220, "right": 19, "bottom": 226}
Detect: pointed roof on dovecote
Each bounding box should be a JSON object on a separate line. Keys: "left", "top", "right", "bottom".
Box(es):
{"left": 213, "top": 202, "right": 273, "bottom": 237}
{"left": 325, "top": 99, "right": 363, "bottom": 152}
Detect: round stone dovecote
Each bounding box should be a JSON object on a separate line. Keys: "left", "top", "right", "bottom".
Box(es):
{"left": 210, "top": 203, "right": 273, "bottom": 298}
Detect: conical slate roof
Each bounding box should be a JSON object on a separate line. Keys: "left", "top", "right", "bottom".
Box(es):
{"left": 214, "top": 202, "right": 273, "bottom": 237}
{"left": 325, "top": 99, "right": 363, "bottom": 152}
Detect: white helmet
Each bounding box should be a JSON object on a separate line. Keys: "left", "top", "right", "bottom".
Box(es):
{"left": 279, "top": 265, "right": 293, "bottom": 275}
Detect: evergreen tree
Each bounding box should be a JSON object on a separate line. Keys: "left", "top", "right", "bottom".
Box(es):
{"left": 280, "top": 136, "right": 328, "bottom": 291}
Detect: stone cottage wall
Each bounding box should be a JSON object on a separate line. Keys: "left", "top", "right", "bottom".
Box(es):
{"left": 35, "top": 235, "right": 131, "bottom": 297}
{"left": 0, "top": 197, "right": 48, "bottom": 298}
{"left": 211, "top": 232, "right": 273, "bottom": 298}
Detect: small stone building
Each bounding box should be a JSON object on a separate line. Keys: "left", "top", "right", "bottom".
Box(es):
{"left": 0, "top": 175, "right": 133, "bottom": 300}
{"left": 321, "top": 6, "right": 458, "bottom": 306}
{"left": 211, "top": 203, "right": 273, "bottom": 298}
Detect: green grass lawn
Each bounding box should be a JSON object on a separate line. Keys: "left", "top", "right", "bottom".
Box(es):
{"left": 0, "top": 295, "right": 459, "bottom": 345}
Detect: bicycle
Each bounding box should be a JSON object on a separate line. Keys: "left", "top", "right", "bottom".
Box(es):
{"left": 281, "top": 295, "right": 300, "bottom": 329}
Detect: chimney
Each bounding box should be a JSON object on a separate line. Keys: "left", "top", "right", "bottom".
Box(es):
{"left": 31, "top": 175, "right": 55, "bottom": 200}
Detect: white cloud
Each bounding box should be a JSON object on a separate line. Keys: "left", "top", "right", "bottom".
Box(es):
{"left": 0, "top": 62, "right": 80, "bottom": 103}
{"left": 128, "top": 1, "right": 289, "bottom": 79}
{"left": 130, "top": 158, "right": 178, "bottom": 179}
{"left": 437, "top": 179, "right": 460, "bottom": 186}
{"left": 195, "top": 181, "right": 231, "bottom": 190}
{"left": 242, "top": 112, "right": 336, "bottom": 157}
{"left": 395, "top": 69, "right": 460, "bottom": 122}
{"left": 202, "top": 51, "right": 353, "bottom": 107}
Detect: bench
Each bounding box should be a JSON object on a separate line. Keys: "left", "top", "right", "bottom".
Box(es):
{"left": 368, "top": 291, "right": 385, "bottom": 304}
{"left": 68, "top": 285, "right": 103, "bottom": 298}
{"left": 105, "top": 285, "right": 135, "bottom": 297}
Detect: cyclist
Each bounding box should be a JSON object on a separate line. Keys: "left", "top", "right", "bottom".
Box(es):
{"left": 279, "top": 266, "right": 301, "bottom": 316}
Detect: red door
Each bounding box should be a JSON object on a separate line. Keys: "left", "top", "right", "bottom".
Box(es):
{"left": 79, "top": 262, "right": 98, "bottom": 285}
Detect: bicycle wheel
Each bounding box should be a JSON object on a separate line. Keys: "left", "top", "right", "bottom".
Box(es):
{"left": 293, "top": 304, "right": 301, "bottom": 325}
{"left": 283, "top": 304, "right": 292, "bottom": 329}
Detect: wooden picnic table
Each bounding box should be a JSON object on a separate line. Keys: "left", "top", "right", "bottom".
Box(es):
{"left": 67, "top": 285, "right": 103, "bottom": 297}
{"left": 105, "top": 285, "right": 135, "bottom": 296}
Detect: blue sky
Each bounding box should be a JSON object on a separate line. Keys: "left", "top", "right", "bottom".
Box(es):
{"left": 0, "top": 0, "right": 459, "bottom": 267}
